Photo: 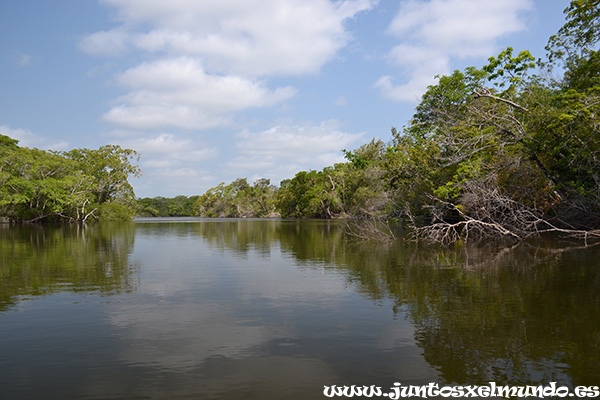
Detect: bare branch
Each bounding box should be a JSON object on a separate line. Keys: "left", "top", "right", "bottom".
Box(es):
{"left": 473, "top": 88, "right": 529, "bottom": 112}
{"left": 409, "top": 180, "right": 600, "bottom": 245}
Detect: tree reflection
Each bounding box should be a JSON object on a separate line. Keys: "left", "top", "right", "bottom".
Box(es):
{"left": 190, "top": 220, "right": 600, "bottom": 387}
{"left": 4, "top": 219, "right": 598, "bottom": 388}
{"left": 191, "top": 218, "right": 281, "bottom": 257}
{"left": 400, "top": 243, "right": 600, "bottom": 387}
{"left": 0, "top": 222, "right": 137, "bottom": 312}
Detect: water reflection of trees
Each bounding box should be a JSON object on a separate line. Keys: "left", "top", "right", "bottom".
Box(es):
{"left": 0, "top": 222, "right": 137, "bottom": 312}
{"left": 191, "top": 219, "right": 280, "bottom": 257}
{"left": 192, "top": 220, "right": 600, "bottom": 388}
{"left": 400, "top": 244, "right": 600, "bottom": 387}
{"left": 337, "top": 240, "right": 600, "bottom": 388}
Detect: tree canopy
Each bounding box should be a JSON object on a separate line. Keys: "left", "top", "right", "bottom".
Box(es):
{"left": 0, "top": 136, "right": 140, "bottom": 222}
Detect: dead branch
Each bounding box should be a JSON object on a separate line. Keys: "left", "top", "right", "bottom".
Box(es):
{"left": 410, "top": 180, "right": 600, "bottom": 245}
{"left": 473, "top": 88, "right": 529, "bottom": 112}
{"left": 344, "top": 208, "right": 396, "bottom": 242}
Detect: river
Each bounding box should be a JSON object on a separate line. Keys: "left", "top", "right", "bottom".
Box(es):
{"left": 1, "top": 218, "right": 599, "bottom": 399}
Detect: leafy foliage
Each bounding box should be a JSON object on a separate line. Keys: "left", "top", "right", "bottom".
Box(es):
{"left": 136, "top": 195, "right": 200, "bottom": 217}
{"left": 0, "top": 136, "right": 140, "bottom": 222}
{"left": 380, "top": 0, "right": 600, "bottom": 242}
{"left": 194, "top": 178, "right": 279, "bottom": 218}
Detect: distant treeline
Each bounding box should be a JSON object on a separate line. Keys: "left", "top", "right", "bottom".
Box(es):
{"left": 136, "top": 195, "right": 200, "bottom": 217}
{"left": 136, "top": 178, "right": 278, "bottom": 218}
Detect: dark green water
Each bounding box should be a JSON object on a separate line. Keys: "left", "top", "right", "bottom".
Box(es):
{"left": 1, "top": 218, "right": 599, "bottom": 399}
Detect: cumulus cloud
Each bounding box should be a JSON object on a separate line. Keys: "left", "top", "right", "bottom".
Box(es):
{"left": 104, "top": 57, "right": 296, "bottom": 130}
{"left": 81, "top": 0, "right": 376, "bottom": 77}
{"left": 113, "top": 132, "right": 218, "bottom": 197}
{"left": 0, "top": 125, "right": 68, "bottom": 150}
{"left": 122, "top": 133, "right": 216, "bottom": 172}
{"left": 79, "top": 28, "right": 130, "bottom": 57}
{"left": 1, "top": 118, "right": 356, "bottom": 201}
{"left": 79, "top": 1, "right": 376, "bottom": 195}
{"left": 376, "top": 0, "right": 533, "bottom": 102}
{"left": 121, "top": 132, "right": 217, "bottom": 159}
{"left": 224, "top": 120, "right": 365, "bottom": 185}
{"left": 132, "top": 169, "right": 215, "bottom": 198}
{"left": 237, "top": 120, "right": 362, "bottom": 157}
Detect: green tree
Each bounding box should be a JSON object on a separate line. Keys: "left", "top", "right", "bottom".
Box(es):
{"left": 194, "top": 178, "right": 278, "bottom": 218}
{"left": 546, "top": 0, "right": 600, "bottom": 68}
{"left": 63, "top": 145, "right": 141, "bottom": 220}
{"left": 0, "top": 135, "right": 140, "bottom": 222}
{"left": 1, "top": 137, "right": 92, "bottom": 221}
{"left": 136, "top": 195, "right": 200, "bottom": 217}
{"left": 276, "top": 170, "right": 336, "bottom": 218}
{"left": 384, "top": 1, "right": 600, "bottom": 242}
{"left": 64, "top": 145, "right": 140, "bottom": 201}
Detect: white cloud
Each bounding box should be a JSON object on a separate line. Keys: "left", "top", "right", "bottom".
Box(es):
{"left": 376, "top": 0, "right": 533, "bottom": 102}
{"left": 113, "top": 132, "right": 219, "bottom": 197}
{"left": 236, "top": 120, "right": 363, "bottom": 158}
{"left": 122, "top": 133, "right": 217, "bottom": 159}
{"left": 224, "top": 120, "right": 364, "bottom": 185}
{"left": 0, "top": 125, "right": 68, "bottom": 150}
{"left": 11, "top": 50, "right": 33, "bottom": 67}
{"left": 79, "top": 28, "right": 130, "bottom": 57}
{"left": 103, "top": 104, "right": 228, "bottom": 131}
{"left": 82, "top": 0, "right": 376, "bottom": 77}
{"left": 124, "top": 133, "right": 217, "bottom": 166}
{"left": 132, "top": 169, "right": 215, "bottom": 197}
{"left": 104, "top": 57, "right": 296, "bottom": 130}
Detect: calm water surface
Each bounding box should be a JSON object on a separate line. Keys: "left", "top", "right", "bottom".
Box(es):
{"left": 1, "top": 218, "right": 599, "bottom": 399}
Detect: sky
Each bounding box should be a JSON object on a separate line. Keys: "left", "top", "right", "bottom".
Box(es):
{"left": 1, "top": 0, "right": 569, "bottom": 198}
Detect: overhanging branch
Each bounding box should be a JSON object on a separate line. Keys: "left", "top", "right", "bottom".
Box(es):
{"left": 473, "top": 88, "right": 529, "bottom": 112}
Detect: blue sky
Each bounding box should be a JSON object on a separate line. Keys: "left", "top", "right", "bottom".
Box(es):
{"left": 1, "top": 0, "right": 569, "bottom": 198}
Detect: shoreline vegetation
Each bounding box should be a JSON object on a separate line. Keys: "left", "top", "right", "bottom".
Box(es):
{"left": 3, "top": 0, "right": 600, "bottom": 245}
{"left": 0, "top": 135, "right": 140, "bottom": 223}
